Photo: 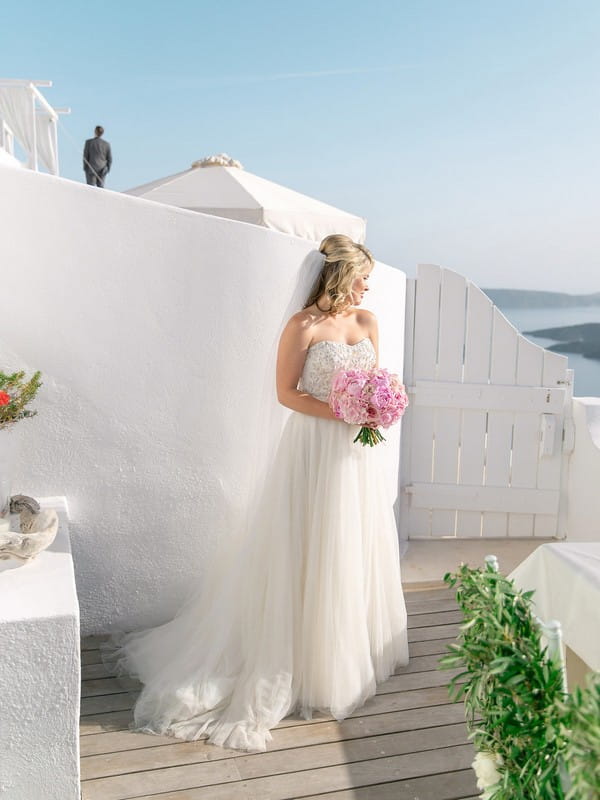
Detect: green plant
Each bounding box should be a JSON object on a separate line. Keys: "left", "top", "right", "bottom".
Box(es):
{"left": 0, "top": 370, "right": 42, "bottom": 429}
{"left": 559, "top": 672, "right": 600, "bottom": 800}
{"left": 440, "top": 563, "right": 568, "bottom": 799}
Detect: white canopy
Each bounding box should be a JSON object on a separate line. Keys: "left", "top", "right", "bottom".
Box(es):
{"left": 125, "top": 156, "right": 366, "bottom": 244}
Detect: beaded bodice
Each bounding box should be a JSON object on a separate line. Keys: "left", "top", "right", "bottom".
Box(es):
{"left": 298, "top": 339, "right": 376, "bottom": 402}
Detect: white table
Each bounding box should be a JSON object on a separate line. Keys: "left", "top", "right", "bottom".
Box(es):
{"left": 509, "top": 542, "right": 600, "bottom": 673}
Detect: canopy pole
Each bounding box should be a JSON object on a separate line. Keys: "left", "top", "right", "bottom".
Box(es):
{"left": 30, "top": 86, "right": 37, "bottom": 171}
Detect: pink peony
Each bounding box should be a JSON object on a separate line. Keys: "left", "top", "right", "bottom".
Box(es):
{"left": 328, "top": 367, "right": 409, "bottom": 446}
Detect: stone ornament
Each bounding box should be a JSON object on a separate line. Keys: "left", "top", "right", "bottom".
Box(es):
{"left": 0, "top": 501, "right": 59, "bottom": 562}
{"left": 10, "top": 494, "right": 41, "bottom": 515}
{"left": 191, "top": 153, "right": 243, "bottom": 169}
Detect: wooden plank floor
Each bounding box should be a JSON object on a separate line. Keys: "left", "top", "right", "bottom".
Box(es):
{"left": 80, "top": 588, "right": 477, "bottom": 800}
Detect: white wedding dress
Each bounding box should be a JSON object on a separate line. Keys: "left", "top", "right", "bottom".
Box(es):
{"left": 107, "top": 338, "right": 408, "bottom": 751}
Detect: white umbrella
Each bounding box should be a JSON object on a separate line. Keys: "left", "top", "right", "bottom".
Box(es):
{"left": 125, "top": 154, "right": 366, "bottom": 244}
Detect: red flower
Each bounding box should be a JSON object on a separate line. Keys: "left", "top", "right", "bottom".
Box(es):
{"left": 0, "top": 391, "right": 10, "bottom": 406}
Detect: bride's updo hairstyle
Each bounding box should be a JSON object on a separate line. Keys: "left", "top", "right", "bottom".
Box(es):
{"left": 304, "top": 234, "right": 374, "bottom": 315}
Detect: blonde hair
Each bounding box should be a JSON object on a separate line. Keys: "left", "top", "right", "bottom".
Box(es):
{"left": 304, "top": 234, "right": 374, "bottom": 315}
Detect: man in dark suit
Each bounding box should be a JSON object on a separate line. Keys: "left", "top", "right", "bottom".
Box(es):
{"left": 83, "top": 126, "right": 112, "bottom": 187}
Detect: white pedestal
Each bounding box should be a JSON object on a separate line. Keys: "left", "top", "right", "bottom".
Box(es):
{"left": 0, "top": 497, "right": 80, "bottom": 800}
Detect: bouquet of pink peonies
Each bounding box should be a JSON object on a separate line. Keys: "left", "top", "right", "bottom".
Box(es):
{"left": 329, "top": 368, "right": 409, "bottom": 446}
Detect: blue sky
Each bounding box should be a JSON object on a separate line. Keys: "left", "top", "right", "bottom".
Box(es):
{"left": 3, "top": 0, "right": 600, "bottom": 291}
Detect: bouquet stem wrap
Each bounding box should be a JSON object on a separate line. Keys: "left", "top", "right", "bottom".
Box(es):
{"left": 353, "top": 426, "right": 386, "bottom": 447}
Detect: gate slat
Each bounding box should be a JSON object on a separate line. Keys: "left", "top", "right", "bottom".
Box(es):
{"left": 432, "top": 270, "right": 466, "bottom": 536}
{"left": 408, "top": 407, "right": 434, "bottom": 538}
{"left": 542, "top": 350, "right": 569, "bottom": 387}
{"left": 400, "top": 279, "right": 416, "bottom": 540}
{"left": 431, "top": 408, "right": 460, "bottom": 536}
{"left": 483, "top": 309, "right": 517, "bottom": 537}
{"left": 536, "top": 350, "right": 569, "bottom": 536}
{"left": 413, "top": 265, "right": 441, "bottom": 381}
{"left": 457, "top": 283, "right": 493, "bottom": 537}
{"left": 403, "top": 278, "right": 416, "bottom": 388}
{"left": 409, "top": 265, "right": 441, "bottom": 537}
{"left": 437, "top": 270, "right": 466, "bottom": 384}
{"left": 457, "top": 411, "right": 486, "bottom": 537}
{"left": 462, "top": 283, "right": 492, "bottom": 382}
{"left": 487, "top": 308, "right": 517, "bottom": 384}
{"left": 509, "top": 336, "right": 544, "bottom": 537}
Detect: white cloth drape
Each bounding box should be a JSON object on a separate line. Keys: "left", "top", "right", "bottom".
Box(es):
{"left": 509, "top": 542, "right": 600, "bottom": 671}
{"left": 0, "top": 87, "right": 35, "bottom": 167}
{"left": 35, "top": 111, "right": 58, "bottom": 175}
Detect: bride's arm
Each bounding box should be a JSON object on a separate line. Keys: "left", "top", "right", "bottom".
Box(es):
{"left": 276, "top": 315, "right": 338, "bottom": 420}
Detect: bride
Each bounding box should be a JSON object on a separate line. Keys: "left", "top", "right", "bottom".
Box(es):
{"left": 107, "top": 234, "right": 409, "bottom": 752}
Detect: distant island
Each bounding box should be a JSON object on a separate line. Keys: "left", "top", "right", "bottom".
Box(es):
{"left": 522, "top": 323, "right": 600, "bottom": 360}
{"left": 481, "top": 288, "right": 600, "bottom": 361}
{"left": 483, "top": 288, "right": 600, "bottom": 308}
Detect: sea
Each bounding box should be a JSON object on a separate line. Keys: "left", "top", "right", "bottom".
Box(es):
{"left": 498, "top": 305, "right": 600, "bottom": 397}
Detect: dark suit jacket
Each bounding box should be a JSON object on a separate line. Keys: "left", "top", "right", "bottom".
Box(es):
{"left": 83, "top": 136, "right": 112, "bottom": 174}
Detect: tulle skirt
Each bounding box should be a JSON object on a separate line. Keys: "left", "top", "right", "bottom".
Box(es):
{"left": 104, "top": 413, "right": 408, "bottom": 752}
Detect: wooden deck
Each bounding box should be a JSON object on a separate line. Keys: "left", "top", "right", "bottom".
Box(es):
{"left": 80, "top": 588, "right": 478, "bottom": 800}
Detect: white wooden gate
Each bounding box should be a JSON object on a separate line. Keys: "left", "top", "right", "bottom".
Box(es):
{"left": 400, "top": 264, "right": 574, "bottom": 539}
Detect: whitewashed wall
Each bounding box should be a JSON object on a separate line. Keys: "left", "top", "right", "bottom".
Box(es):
{"left": 0, "top": 502, "right": 80, "bottom": 800}
{"left": 0, "top": 165, "right": 405, "bottom": 635}
{"left": 0, "top": 148, "right": 21, "bottom": 168}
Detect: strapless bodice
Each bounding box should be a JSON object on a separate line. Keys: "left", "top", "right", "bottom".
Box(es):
{"left": 298, "top": 339, "right": 376, "bottom": 402}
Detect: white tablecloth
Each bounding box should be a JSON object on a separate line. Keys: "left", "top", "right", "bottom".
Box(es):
{"left": 508, "top": 543, "right": 600, "bottom": 672}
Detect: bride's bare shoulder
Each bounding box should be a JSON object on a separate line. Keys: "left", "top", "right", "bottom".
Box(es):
{"left": 355, "top": 307, "right": 377, "bottom": 323}
{"left": 286, "top": 307, "right": 320, "bottom": 332}
{"left": 280, "top": 308, "right": 319, "bottom": 345}
{"left": 355, "top": 308, "right": 378, "bottom": 332}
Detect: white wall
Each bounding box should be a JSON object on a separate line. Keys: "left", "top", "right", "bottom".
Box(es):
{"left": 0, "top": 166, "right": 406, "bottom": 635}
{"left": 566, "top": 398, "right": 600, "bottom": 541}
{"left": 0, "top": 501, "right": 80, "bottom": 800}
{"left": 0, "top": 147, "right": 21, "bottom": 168}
